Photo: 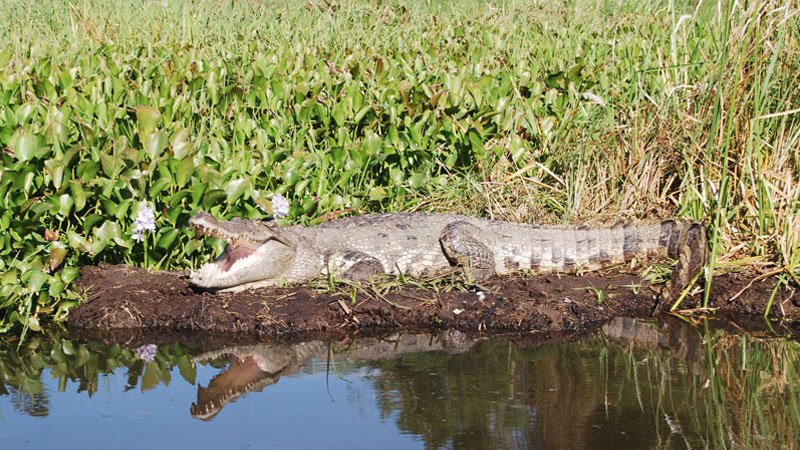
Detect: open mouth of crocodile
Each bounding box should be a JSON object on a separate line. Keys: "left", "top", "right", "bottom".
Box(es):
{"left": 189, "top": 223, "right": 263, "bottom": 282}
{"left": 191, "top": 354, "right": 273, "bottom": 421}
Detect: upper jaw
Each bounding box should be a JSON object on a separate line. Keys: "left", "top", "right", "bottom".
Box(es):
{"left": 189, "top": 212, "right": 258, "bottom": 244}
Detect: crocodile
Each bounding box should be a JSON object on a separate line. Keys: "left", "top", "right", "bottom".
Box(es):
{"left": 188, "top": 212, "right": 708, "bottom": 309}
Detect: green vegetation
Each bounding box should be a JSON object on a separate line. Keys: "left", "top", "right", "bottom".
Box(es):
{"left": 0, "top": 0, "right": 798, "bottom": 331}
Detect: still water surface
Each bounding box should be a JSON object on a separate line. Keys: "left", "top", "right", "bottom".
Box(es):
{"left": 2, "top": 317, "right": 799, "bottom": 449}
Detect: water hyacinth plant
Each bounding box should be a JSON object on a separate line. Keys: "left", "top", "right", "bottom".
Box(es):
{"left": 271, "top": 194, "right": 290, "bottom": 219}
{"left": 132, "top": 204, "right": 157, "bottom": 265}
{"left": 0, "top": 0, "right": 797, "bottom": 332}
{"left": 132, "top": 206, "right": 157, "bottom": 243}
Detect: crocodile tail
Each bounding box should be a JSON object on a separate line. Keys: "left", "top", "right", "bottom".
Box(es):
{"left": 535, "top": 221, "right": 689, "bottom": 271}
{"left": 537, "top": 220, "right": 707, "bottom": 310}
{"left": 654, "top": 221, "right": 709, "bottom": 313}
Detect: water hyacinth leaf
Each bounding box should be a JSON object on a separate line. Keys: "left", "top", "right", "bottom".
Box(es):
{"left": 26, "top": 270, "right": 50, "bottom": 293}
{"left": 10, "top": 131, "right": 41, "bottom": 161}
{"left": 408, "top": 172, "right": 426, "bottom": 189}
{"left": 58, "top": 194, "right": 73, "bottom": 217}
{"left": 369, "top": 186, "right": 387, "bottom": 201}
{"left": 1, "top": 269, "right": 17, "bottom": 285}
{"left": 255, "top": 197, "right": 272, "bottom": 213}
{"left": 148, "top": 177, "right": 172, "bottom": 197}
{"left": 60, "top": 267, "right": 80, "bottom": 283}
{"left": 353, "top": 106, "right": 371, "bottom": 125}
{"left": 61, "top": 340, "right": 76, "bottom": 356}
{"left": 538, "top": 116, "right": 555, "bottom": 138}
{"left": 301, "top": 197, "right": 315, "bottom": 213}
{"left": 509, "top": 136, "right": 526, "bottom": 163}
{"left": 48, "top": 280, "right": 66, "bottom": 297}
{"left": 66, "top": 231, "right": 90, "bottom": 252}
{"left": 50, "top": 345, "right": 65, "bottom": 363}
{"left": 332, "top": 101, "right": 347, "bottom": 127}
{"left": 94, "top": 221, "right": 121, "bottom": 243}
{"left": 15, "top": 103, "right": 39, "bottom": 124}
{"left": 175, "top": 158, "right": 194, "bottom": 188}
{"left": 90, "top": 239, "right": 107, "bottom": 255}
{"left": 224, "top": 178, "right": 248, "bottom": 202}
{"left": 25, "top": 316, "right": 41, "bottom": 332}
{"left": 157, "top": 229, "right": 179, "bottom": 249}
{"left": 390, "top": 167, "right": 405, "bottom": 186}
{"left": 99, "top": 153, "right": 120, "bottom": 178}
{"left": 44, "top": 159, "right": 65, "bottom": 190}
{"left": 363, "top": 132, "right": 382, "bottom": 155}
{"left": 141, "top": 363, "right": 160, "bottom": 391}
{"left": 49, "top": 246, "right": 67, "bottom": 272}
{"left": 145, "top": 130, "right": 168, "bottom": 159}
{"left": 77, "top": 160, "right": 100, "bottom": 182}
{"left": 202, "top": 190, "right": 227, "bottom": 209}
{"left": 136, "top": 106, "right": 160, "bottom": 138}
{"left": 115, "top": 199, "right": 133, "bottom": 221}
{"left": 68, "top": 181, "right": 86, "bottom": 212}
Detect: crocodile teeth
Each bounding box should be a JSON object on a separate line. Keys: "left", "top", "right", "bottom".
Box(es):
{"left": 190, "top": 224, "right": 236, "bottom": 242}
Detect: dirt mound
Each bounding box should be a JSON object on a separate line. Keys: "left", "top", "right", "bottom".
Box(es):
{"left": 67, "top": 263, "right": 798, "bottom": 340}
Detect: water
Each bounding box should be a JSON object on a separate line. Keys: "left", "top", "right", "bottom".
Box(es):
{"left": 2, "top": 317, "right": 799, "bottom": 449}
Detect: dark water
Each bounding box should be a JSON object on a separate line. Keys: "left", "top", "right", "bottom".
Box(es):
{"left": 2, "top": 317, "right": 799, "bottom": 449}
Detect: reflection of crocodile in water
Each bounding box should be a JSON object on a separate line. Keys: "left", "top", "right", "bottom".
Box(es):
{"left": 190, "top": 331, "right": 476, "bottom": 420}
{"left": 189, "top": 212, "right": 707, "bottom": 309}
{"left": 190, "top": 318, "right": 706, "bottom": 421}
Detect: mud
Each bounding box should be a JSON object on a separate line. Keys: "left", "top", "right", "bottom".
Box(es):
{"left": 67, "top": 263, "right": 799, "bottom": 343}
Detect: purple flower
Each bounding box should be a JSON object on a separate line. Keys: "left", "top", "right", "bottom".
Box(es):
{"left": 272, "top": 194, "right": 290, "bottom": 218}
{"left": 137, "top": 344, "right": 158, "bottom": 362}
{"left": 133, "top": 205, "right": 156, "bottom": 242}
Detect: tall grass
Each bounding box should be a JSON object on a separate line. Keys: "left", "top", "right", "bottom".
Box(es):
{"left": 0, "top": 0, "right": 798, "bottom": 329}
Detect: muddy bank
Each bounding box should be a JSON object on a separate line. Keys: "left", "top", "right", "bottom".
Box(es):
{"left": 67, "top": 263, "right": 799, "bottom": 341}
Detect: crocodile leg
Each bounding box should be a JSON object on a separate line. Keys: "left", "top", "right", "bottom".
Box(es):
{"left": 439, "top": 221, "right": 495, "bottom": 281}
{"left": 328, "top": 250, "right": 386, "bottom": 282}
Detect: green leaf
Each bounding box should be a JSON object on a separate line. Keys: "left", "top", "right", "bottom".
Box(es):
{"left": 25, "top": 316, "right": 41, "bottom": 332}
{"left": 332, "top": 101, "right": 346, "bottom": 127}
{"left": 99, "top": 153, "right": 120, "bottom": 178}
{"left": 368, "top": 186, "right": 387, "bottom": 201}
{"left": 67, "top": 231, "right": 90, "bottom": 252}
{"left": 175, "top": 158, "right": 195, "bottom": 188}
{"left": 94, "top": 220, "right": 122, "bottom": 243}
{"left": 144, "top": 130, "right": 169, "bottom": 159}
{"left": 157, "top": 229, "right": 179, "bottom": 249}
{"left": 0, "top": 49, "right": 10, "bottom": 67}
{"left": 136, "top": 106, "right": 161, "bottom": 137}
{"left": 224, "top": 178, "right": 248, "bottom": 202}
{"left": 60, "top": 267, "right": 80, "bottom": 283}
{"left": 58, "top": 194, "right": 73, "bottom": 217}
{"left": 11, "top": 131, "right": 40, "bottom": 161}
{"left": 69, "top": 181, "right": 87, "bottom": 212}
{"left": 1, "top": 269, "right": 18, "bottom": 285}
{"left": 49, "top": 280, "right": 66, "bottom": 296}
{"left": 148, "top": 177, "right": 172, "bottom": 197}
{"left": 44, "top": 158, "right": 65, "bottom": 190}
{"left": 26, "top": 270, "right": 50, "bottom": 292}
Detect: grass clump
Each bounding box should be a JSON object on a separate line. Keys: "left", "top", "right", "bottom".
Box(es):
{"left": 0, "top": 0, "right": 798, "bottom": 331}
